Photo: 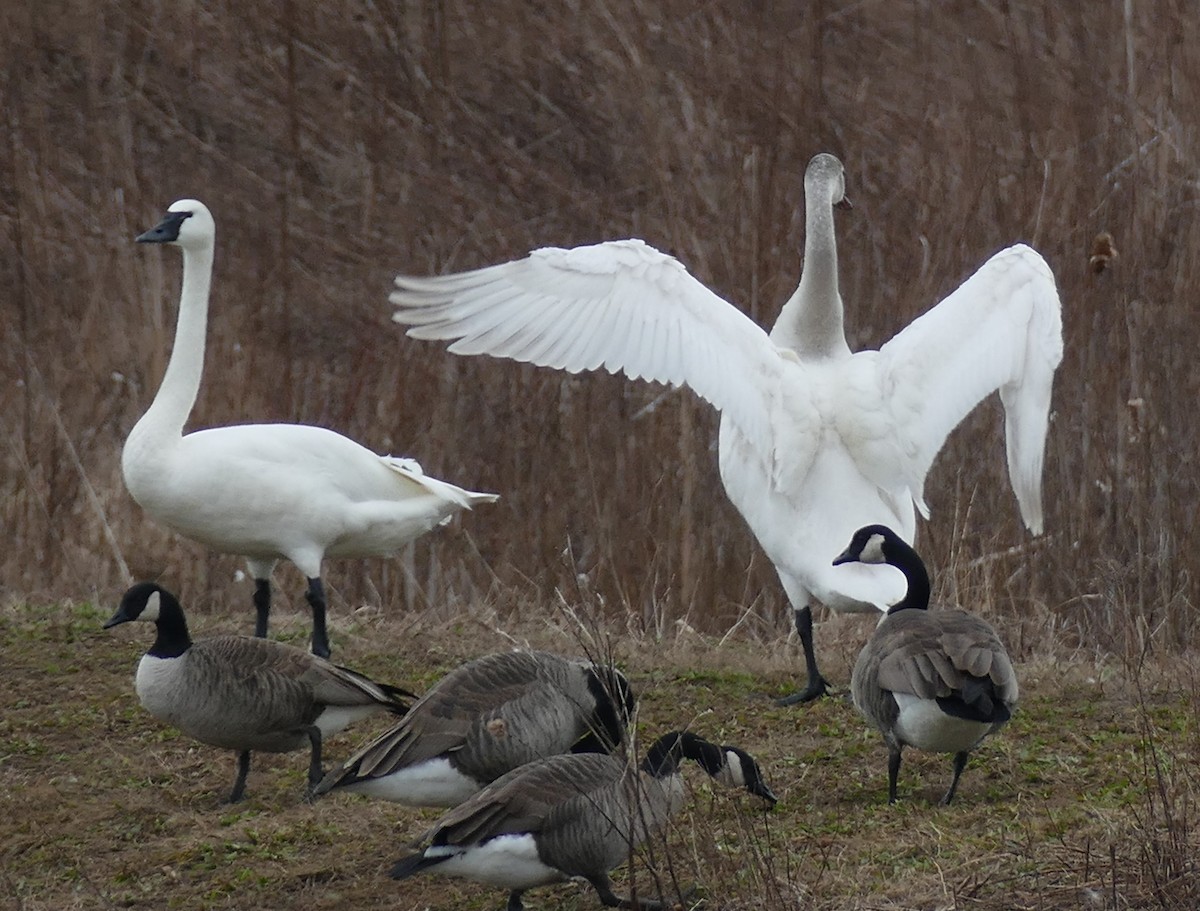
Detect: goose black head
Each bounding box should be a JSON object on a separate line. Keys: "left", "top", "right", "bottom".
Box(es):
{"left": 832, "top": 524, "right": 902, "bottom": 567}
{"left": 104, "top": 581, "right": 173, "bottom": 628}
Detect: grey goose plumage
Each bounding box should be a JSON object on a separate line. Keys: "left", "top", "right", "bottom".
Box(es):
{"left": 835, "top": 525, "right": 1018, "bottom": 805}
{"left": 104, "top": 582, "right": 413, "bottom": 802}
{"left": 314, "top": 649, "right": 635, "bottom": 806}
{"left": 391, "top": 730, "right": 777, "bottom": 910}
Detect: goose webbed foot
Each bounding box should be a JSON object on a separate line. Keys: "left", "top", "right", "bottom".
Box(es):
{"left": 305, "top": 577, "right": 331, "bottom": 658}
{"left": 588, "top": 874, "right": 690, "bottom": 910}
{"left": 303, "top": 726, "right": 324, "bottom": 802}
{"left": 226, "top": 749, "right": 251, "bottom": 803}
{"left": 887, "top": 745, "right": 903, "bottom": 804}
{"left": 938, "top": 750, "right": 969, "bottom": 806}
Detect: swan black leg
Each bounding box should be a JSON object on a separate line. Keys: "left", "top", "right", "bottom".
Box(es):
{"left": 252, "top": 578, "right": 271, "bottom": 638}
{"left": 305, "top": 577, "right": 331, "bottom": 658}
{"left": 228, "top": 749, "right": 252, "bottom": 803}
{"left": 775, "top": 606, "right": 831, "bottom": 705}
{"left": 940, "top": 750, "right": 970, "bottom": 806}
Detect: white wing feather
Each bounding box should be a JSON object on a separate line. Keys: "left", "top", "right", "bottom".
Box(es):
{"left": 391, "top": 239, "right": 784, "bottom": 447}
{"left": 879, "top": 244, "right": 1063, "bottom": 533}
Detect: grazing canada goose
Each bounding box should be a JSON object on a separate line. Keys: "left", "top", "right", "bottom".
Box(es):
{"left": 391, "top": 729, "right": 777, "bottom": 910}
{"left": 125, "top": 200, "right": 498, "bottom": 658}
{"left": 315, "top": 649, "right": 635, "bottom": 806}
{"left": 389, "top": 153, "right": 1062, "bottom": 705}
{"left": 833, "top": 525, "right": 1018, "bottom": 805}
{"left": 104, "top": 581, "right": 413, "bottom": 803}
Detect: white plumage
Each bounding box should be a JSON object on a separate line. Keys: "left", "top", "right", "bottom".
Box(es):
{"left": 125, "top": 199, "right": 498, "bottom": 658}
{"left": 389, "top": 154, "right": 1062, "bottom": 702}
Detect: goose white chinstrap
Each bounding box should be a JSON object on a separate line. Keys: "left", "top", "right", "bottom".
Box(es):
{"left": 388, "top": 153, "right": 1063, "bottom": 703}
{"left": 125, "top": 199, "right": 498, "bottom": 658}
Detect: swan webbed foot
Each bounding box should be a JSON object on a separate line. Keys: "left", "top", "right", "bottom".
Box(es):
{"left": 774, "top": 675, "right": 830, "bottom": 706}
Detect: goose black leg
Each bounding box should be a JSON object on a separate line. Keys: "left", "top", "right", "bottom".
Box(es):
{"left": 587, "top": 874, "right": 666, "bottom": 910}
{"left": 252, "top": 578, "right": 271, "bottom": 638}
{"left": 304, "top": 726, "right": 324, "bottom": 801}
{"left": 939, "top": 750, "right": 970, "bottom": 806}
{"left": 505, "top": 891, "right": 525, "bottom": 911}
{"left": 775, "top": 606, "right": 831, "bottom": 705}
{"left": 305, "top": 576, "right": 331, "bottom": 658}
{"left": 887, "top": 745, "right": 903, "bottom": 804}
{"left": 228, "top": 749, "right": 252, "bottom": 803}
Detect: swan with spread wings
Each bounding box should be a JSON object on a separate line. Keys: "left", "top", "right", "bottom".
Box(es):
{"left": 389, "top": 153, "right": 1063, "bottom": 704}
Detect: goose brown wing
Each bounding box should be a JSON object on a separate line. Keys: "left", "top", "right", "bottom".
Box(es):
{"left": 875, "top": 611, "right": 1016, "bottom": 703}
{"left": 428, "top": 752, "right": 619, "bottom": 848}
{"left": 344, "top": 652, "right": 572, "bottom": 776}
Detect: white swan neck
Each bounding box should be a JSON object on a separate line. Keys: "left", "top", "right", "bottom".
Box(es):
{"left": 136, "top": 240, "right": 214, "bottom": 441}
{"left": 772, "top": 183, "right": 849, "bottom": 360}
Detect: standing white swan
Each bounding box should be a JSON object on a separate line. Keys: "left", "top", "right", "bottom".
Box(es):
{"left": 389, "top": 154, "right": 1063, "bottom": 703}
{"left": 125, "top": 199, "right": 498, "bottom": 658}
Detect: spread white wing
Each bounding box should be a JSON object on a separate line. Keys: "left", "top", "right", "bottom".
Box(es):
{"left": 390, "top": 239, "right": 786, "bottom": 448}
{"left": 879, "top": 244, "right": 1063, "bottom": 533}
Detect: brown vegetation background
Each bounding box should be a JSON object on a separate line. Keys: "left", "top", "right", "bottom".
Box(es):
{"left": 3, "top": 0, "right": 1198, "bottom": 654}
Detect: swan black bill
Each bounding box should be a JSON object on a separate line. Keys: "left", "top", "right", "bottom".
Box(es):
{"left": 136, "top": 210, "right": 193, "bottom": 243}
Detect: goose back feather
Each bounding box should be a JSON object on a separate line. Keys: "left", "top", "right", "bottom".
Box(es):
{"left": 315, "top": 650, "right": 635, "bottom": 806}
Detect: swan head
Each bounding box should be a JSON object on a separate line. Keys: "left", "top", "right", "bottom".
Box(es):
{"left": 832, "top": 523, "right": 902, "bottom": 567}
{"left": 805, "top": 153, "right": 851, "bottom": 210}
{"left": 136, "top": 199, "right": 215, "bottom": 250}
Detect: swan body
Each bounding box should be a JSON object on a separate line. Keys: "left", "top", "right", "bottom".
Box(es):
{"left": 835, "top": 525, "right": 1018, "bottom": 804}
{"left": 126, "top": 200, "right": 498, "bottom": 658}
{"left": 389, "top": 154, "right": 1062, "bottom": 702}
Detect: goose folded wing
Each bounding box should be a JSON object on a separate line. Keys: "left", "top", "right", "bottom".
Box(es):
{"left": 391, "top": 239, "right": 785, "bottom": 448}
{"left": 427, "top": 752, "right": 615, "bottom": 848}
{"left": 879, "top": 244, "right": 1063, "bottom": 532}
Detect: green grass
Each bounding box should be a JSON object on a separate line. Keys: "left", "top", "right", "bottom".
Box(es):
{"left": 1, "top": 599, "right": 1198, "bottom": 909}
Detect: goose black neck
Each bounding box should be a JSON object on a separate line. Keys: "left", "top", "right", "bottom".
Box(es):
{"left": 575, "top": 667, "right": 634, "bottom": 754}
{"left": 642, "top": 731, "right": 723, "bottom": 779}
{"left": 885, "top": 539, "right": 932, "bottom": 614}
{"left": 149, "top": 591, "right": 193, "bottom": 659}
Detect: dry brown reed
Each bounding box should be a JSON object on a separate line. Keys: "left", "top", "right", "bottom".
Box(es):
{"left": 3, "top": 1, "right": 1199, "bottom": 665}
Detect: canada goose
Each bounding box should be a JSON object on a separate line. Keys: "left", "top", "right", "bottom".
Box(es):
{"left": 126, "top": 200, "right": 498, "bottom": 658}
{"left": 315, "top": 649, "right": 635, "bottom": 806}
{"left": 833, "top": 525, "right": 1018, "bottom": 805}
{"left": 388, "top": 153, "right": 1062, "bottom": 705}
{"left": 104, "top": 581, "right": 413, "bottom": 802}
{"left": 391, "top": 729, "right": 777, "bottom": 910}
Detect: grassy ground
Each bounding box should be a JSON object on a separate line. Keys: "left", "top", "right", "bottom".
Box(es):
{"left": 3, "top": 596, "right": 1197, "bottom": 911}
